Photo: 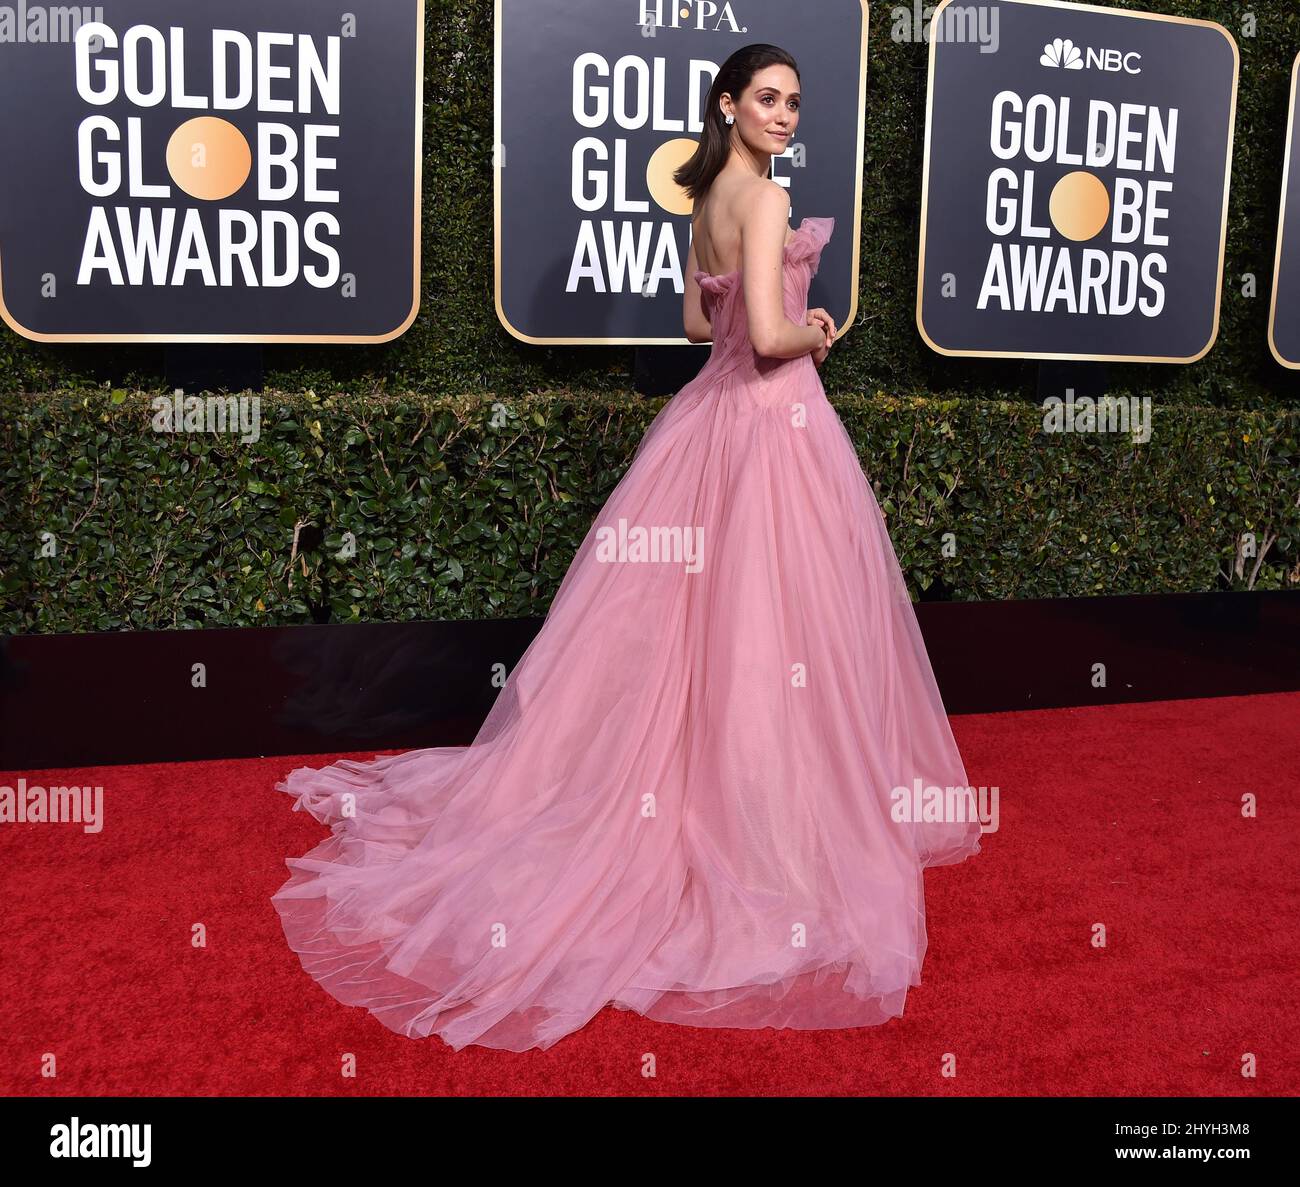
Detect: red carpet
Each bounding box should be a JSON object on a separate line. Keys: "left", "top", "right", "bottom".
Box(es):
{"left": 2, "top": 691, "right": 1296, "bottom": 1096}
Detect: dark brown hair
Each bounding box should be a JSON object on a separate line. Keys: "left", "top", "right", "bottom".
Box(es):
{"left": 673, "top": 44, "right": 800, "bottom": 206}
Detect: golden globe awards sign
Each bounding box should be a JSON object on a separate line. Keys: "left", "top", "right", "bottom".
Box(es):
{"left": 494, "top": 0, "right": 867, "bottom": 345}
{"left": 917, "top": 0, "right": 1238, "bottom": 363}
{"left": 0, "top": 0, "right": 424, "bottom": 342}
{"left": 1269, "top": 52, "right": 1300, "bottom": 369}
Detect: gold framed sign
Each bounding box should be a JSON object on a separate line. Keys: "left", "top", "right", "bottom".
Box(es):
{"left": 916, "top": 0, "right": 1238, "bottom": 363}
{"left": 0, "top": 0, "right": 424, "bottom": 343}
{"left": 493, "top": 0, "right": 868, "bottom": 345}
{"left": 1268, "top": 52, "right": 1300, "bottom": 369}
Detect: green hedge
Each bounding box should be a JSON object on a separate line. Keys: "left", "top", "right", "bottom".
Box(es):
{"left": 3, "top": 390, "right": 1296, "bottom": 633}
{"left": 2, "top": 1, "right": 1300, "bottom": 407}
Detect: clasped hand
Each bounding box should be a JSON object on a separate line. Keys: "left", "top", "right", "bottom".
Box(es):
{"left": 807, "top": 308, "right": 836, "bottom": 366}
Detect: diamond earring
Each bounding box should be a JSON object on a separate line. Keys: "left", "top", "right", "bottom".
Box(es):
{"left": 724, "top": 114, "right": 734, "bottom": 125}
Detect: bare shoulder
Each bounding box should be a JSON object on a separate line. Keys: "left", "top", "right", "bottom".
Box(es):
{"left": 737, "top": 178, "right": 791, "bottom": 241}
{"left": 750, "top": 178, "right": 792, "bottom": 220}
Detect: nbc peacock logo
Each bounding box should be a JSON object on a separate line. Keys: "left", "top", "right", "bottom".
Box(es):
{"left": 1039, "top": 35, "right": 1142, "bottom": 75}
{"left": 1040, "top": 38, "right": 1083, "bottom": 70}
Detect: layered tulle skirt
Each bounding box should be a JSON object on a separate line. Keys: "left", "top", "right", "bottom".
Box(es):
{"left": 272, "top": 356, "right": 982, "bottom": 1051}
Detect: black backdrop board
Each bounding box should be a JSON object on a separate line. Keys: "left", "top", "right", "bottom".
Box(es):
{"left": 917, "top": 0, "right": 1237, "bottom": 362}
{"left": 164, "top": 344, "right": 264, "bottom": 393}
{"left": 493, "top": 0, "right": 867, "bottom": 346}
{"left": 0, "top": 0, "right": 423, "bottom": 342}
{"left": 1036, "top": 359, "right": 1108, "bottom": 402}
{"left": 634, "top": 343, "right": 711, "bottom": 396}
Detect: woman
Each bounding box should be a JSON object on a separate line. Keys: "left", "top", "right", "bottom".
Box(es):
{"left": 272, "top": 44, "right": 982, "bottom": 1052}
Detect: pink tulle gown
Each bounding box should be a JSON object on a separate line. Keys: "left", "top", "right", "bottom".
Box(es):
{"left": 272, "top": 215, "right": 983, "bottom": 1051}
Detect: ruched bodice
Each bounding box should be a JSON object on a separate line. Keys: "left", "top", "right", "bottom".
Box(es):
{"left": 691, "top": 216, "right": 835, "bottom": 388}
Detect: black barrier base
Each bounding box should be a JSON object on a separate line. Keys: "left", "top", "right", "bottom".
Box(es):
{"left": 633, "top": 344, "right": 710, "bottom": 396}
{"left": 164, "top": 345, "right": 265, "bottom": 394}
{"left": 1036, "top": 358, "right": 1109, "bottom": 404}
{"left": 3, "top": 592, "right": 1298, "bottom": 769}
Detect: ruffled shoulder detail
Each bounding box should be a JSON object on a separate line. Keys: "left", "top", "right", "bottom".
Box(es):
{"left": 785, "top": 216, "right": 835, "bottom": 271}
{"left": 694, "top": 270, "right": 736, "bottom": 296}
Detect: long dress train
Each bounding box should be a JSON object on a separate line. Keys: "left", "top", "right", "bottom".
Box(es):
{"left": 271, "top": 216, "right": 983, "bottom": 1052}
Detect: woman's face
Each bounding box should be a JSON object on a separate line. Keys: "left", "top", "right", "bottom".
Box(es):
{"left": 726, "top": 65, "right": 800, "bottom": 155}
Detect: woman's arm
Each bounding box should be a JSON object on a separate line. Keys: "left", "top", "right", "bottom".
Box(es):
{"left": 743, "top": 183, "right": 826, "bottom": 359}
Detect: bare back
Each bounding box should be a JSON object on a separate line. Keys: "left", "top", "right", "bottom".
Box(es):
{"left": 691, "top": 176, "right": 797, "bottom": 278}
